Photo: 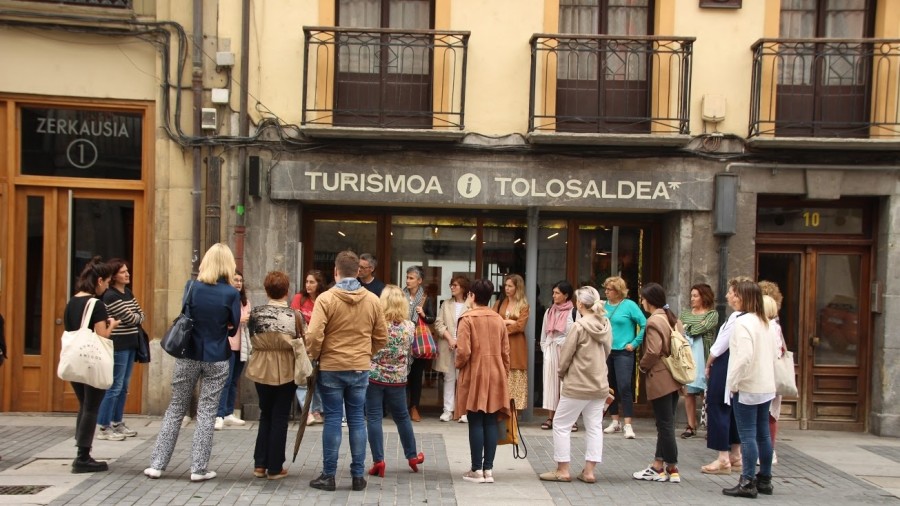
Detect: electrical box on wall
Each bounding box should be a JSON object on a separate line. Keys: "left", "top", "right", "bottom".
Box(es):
{"left": 201, "top": 108, "right": 217, "bottom": 130}
{"left": 211, "top": 88, "right": 229, "bottom": 104}
{"left": 702, "top": 94, "right": 726, "bottom": 123}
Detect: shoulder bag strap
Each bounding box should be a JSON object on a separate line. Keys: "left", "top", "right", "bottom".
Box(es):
{"left": 182, "top": 281, "right": 195, "bottom": 317}
{"left": 79, "top": 298, "right": 99, "bottom": 331}
{"left": 294, "top": 310, "right": 305, "bottom": 339}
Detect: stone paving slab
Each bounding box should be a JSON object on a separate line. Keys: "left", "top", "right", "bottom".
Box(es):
{"left": 0, "top": 415, "right": 897, "bottom": 505}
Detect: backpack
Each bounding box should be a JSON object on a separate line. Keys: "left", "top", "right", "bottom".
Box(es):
{"left": 659, "top": 317, "right": 696, "bottom": 385}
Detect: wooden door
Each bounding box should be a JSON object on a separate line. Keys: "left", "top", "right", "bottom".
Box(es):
{"left": 757, "top": 245, "right": 870, "bottom": 431}
{"left": 11, "top": 187, "right": 144, "bottom": 412}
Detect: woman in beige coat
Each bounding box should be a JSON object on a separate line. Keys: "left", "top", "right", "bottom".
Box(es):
{"left": 245, "top": 271, "right": 298, "bottom": 480}
{"left": 632, "top": 282, "right": 682, "bottom": 484}
{"left": 538, "top": 286, "right": 611, "bottom": 484}
{"left": 455, "top": 278, "right": 510, "bottom": 484}
{"left": 433, "top": 275, "right": 470, "bottom": 422}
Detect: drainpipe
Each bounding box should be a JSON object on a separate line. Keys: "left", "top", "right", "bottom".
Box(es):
{"left": 233, "top": 0, "right": 250, "bottom": 272}
{"left": 524, "top": 206, "right": 539, "bottom": 423}
{"left": 190, "top": 0, "right": 203, "bottom": 276}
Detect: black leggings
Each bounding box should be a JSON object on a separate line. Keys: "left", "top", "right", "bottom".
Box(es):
{"left": 407, "top": 358, "right": 428, "bottom": 408}
{"left": 71, "top": 381, "right": 105, "bottom": 449}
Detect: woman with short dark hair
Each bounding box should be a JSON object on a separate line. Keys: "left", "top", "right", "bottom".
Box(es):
{"left": 215, "top": 269, "right": 251, "bottom": 430}
{"left": 66, "top": 257, "right": 119, "bottom": 473}
{"left": 455, "top": 279, "right": 510, "bottom": 484}
{"left": 402, "top": 265, "right": 436, "bottom": 422}
{"left": 540, "top": 280, "right": 576, "bottom": 430}
{"left": 433, "top": 275, "right": 471, "bottom": 422}
{"left": 98, "top": 258, "right": 144, "bottom": 441}
{"left": 245, "top": 271, "right": 298, "bottom": 480}
{"left": 632, "top": 282, "right": 682, "bottom": 484}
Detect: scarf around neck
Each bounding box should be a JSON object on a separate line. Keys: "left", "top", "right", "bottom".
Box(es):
{"left": 546, "top": 300, "right": 574, "bottom": 335}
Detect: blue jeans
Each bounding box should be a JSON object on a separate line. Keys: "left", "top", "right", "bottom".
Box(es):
{"left": 366, "top": 382, "right": 418, "bottom": 462}
{"left": 467, "top": 410, "right": 499, "bottom": 471}
{"left": 606, "top": 350, "right": 635, "bottom": 418}
{"left": 295, "top": 385, "right": 323, "bottom": 413}
{"left": 732, "top": 393, "right": 774, "bottom": 479}
{"left": 318, "top": 370, "right": 368, "bottom": 477}
{"left": 217, "top": 350, "right": 245, "bottom": 417}
{"left": 97, "top": 348, "right": 136, "bottom": 427}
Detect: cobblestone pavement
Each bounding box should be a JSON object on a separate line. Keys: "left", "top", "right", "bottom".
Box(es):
{"left": 0, "top": 415, "right": 897, "bottom": 505}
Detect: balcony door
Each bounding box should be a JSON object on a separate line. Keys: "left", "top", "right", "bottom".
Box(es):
{"left": 776, "top": 0, "right": 874, "bottom": 137}
{"left": 335, "top": 0, "right": 434, "bottom": 128}
{"left": 11, "top": 188, "right": 144, "bottom": 412}
{"left": 555, "top": 0, "right": 651, "bottom": 133}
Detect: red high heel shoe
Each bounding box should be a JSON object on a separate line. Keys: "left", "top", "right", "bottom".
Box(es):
{"left": 368, "top": 460, "right": 385, "bottom": 477}
{"left": 408, "top": 452, "right": 425, "bottom": 473}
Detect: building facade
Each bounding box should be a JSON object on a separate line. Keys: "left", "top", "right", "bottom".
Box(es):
{"left": 1, "top": 0, "right": 898, "bottom": 435}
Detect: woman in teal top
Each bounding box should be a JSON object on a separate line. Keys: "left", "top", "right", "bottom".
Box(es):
{"left": 602, "top": 276, "right": 647, "bottom": 440}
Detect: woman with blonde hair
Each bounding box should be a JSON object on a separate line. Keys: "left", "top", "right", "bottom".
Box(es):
{"left": 366, "top": 284, "right": 425, "bottom": 478}
{"left": 145, "top": 243, "right": 241, "bottom": 482}
{"left": 434, "top": 275, "right": 471, "bottom": 422}
{"left": 602, "top": 276, "right": 646, "bottom": 439}
{"left": 246, "top": 271, "right": 297, "bottom": 480}
{"left": 723, "top": 281, "right": 776, "bottom": 498}
{"left": 538, "top": 286, "right": 611, "bottom": 484}
{"left": 494, "top": 274, "right": 530, "bottom": 413}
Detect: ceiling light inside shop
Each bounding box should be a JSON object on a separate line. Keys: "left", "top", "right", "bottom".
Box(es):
{"left": 470, "top": 233, "right": 476, "bottom": 241}
{"left": 595, "top": 251, "right": 608, "bottom": 256}
{"left": 546, "top": 232, "right": 559, "bottom": 239}
{"left": 337, "top": 231, "right": 346, "bottom": 237}
{"left": 513, "top": 238, "right": 521, "bottom": 244}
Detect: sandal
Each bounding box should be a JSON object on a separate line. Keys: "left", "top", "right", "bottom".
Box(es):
{"left": 576, "top": 471, "right": 596, "bottom": 483}
{"left": 680, "top": 425, "right": 696, "bottom": 439}
{"left": 730, "top": 457, "right": 743, "bottom": 470}
{"left": 541, "top": 418, "right": 553, "bottom": 430}
{"left": 700, "top": 460, "right": 732, "bottom": 475}
{"left": 571, "top": 423, "right": 579, "bottom": 432}
{"left": 538, "top": 471, "right": 571, "bottom": 482}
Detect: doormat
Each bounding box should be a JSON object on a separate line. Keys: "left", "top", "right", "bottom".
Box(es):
{"left": 0, "top": 485, "right": 50, "bottom": 495}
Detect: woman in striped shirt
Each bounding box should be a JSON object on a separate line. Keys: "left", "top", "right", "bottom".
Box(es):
{"left": 98, "top": 258, "right": 145, "bottom": 441}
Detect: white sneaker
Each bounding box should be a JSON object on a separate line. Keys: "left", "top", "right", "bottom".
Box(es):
{"left": 96, "top": 426, "right": 126, "bottom": 441}
{"left": 458, "top": 415, "right": 468, "bottom": 423}
{"left": 604, "top": 420, "right": 621, "bottom": 434}
{"left": 214, "top": 417, "right": 224, "bottom": 430}
{"left": 439, "top": 411, "right": 452, "bottom": 422}
{"left": 144, "top": 467, "right": 162, "bottom": 479}
{"left": 462, "top": 469, "right": 485, "bottom": 483}
{"left": 623, "top": 424, "right": 636, "bottom": 439}
{"left": 773, "top": 450, "right": 778, "bottom": 465}
{"left": 341, "top": 418, "right": 348, "bottom": 427}
{"left": 483, "top": 469, "right": 494, "bottom": 483}
{"left": 223, "top": 414, "right": 245, "bottom": 426}
{"left": 633, "top": 466, "right": 667, "bottom": 482}
{"left": 190, "top": 471, "right": 217, "bottom": 482}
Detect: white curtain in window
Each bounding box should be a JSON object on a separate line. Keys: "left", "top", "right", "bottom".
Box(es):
{"left": 558, "top": 0, "right": 599, "bottom": 80}
{"left": 389, "top": 0, "right": 430, "bottom": 74}
{"left": 339, "top": 0, "right": 381, "bottom": 73}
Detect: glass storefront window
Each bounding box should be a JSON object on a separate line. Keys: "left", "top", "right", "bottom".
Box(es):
{"left": 482, "top": 217, "right": 527, "bottom": 306}
{"left": 310, "top": 218, "right": 377, "bottom": 285}
{"left": 576, "top": 223, "right": 613, "bottom": 290}
{"left": 390, "top": 215, "right": 477, "bottom": 303}
{"left": 537, "top": 220, "right": 568, "bottom": 309}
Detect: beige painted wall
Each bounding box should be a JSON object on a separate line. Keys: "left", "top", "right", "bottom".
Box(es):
{"left": 674, "top": 0, "right": 768, "bottom": 137}
{"left": 0, "top": 30, "right": 157, "bottom": 100}
{"left": 450, "top": 0, "right": 544, "bottom": 135}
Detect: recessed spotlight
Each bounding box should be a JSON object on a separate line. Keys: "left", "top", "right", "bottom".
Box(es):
{"left": 547, "top": 232, "right": 559, "bottom": 239}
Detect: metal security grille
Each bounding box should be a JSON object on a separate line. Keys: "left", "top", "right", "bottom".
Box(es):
{"left": 0, "top": 485, "right": 51, "bottom": 495}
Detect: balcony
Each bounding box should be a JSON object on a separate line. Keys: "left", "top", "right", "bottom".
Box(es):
{"left": 749, "top": 38, "right": 900, "bottom": 148}
{"left": 528, "top": 34, "right": 694, "bottom": 146}
{"left": 301, "top": 26, "right": 469, "bottom": 141}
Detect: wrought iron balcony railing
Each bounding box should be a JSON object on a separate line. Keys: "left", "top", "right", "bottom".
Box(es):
{"left": 302, "top": 26, "right": 470, "bottom": 130}
{"left": 750, "top": 38, "right": 900, "bottom": 139}
{"left": 529, "top": 34, "right": 694, "bottom": 135}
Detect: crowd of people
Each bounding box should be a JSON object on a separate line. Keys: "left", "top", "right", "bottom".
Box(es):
{"left": 61, "top": 245, "right": 789, "bottom": 498}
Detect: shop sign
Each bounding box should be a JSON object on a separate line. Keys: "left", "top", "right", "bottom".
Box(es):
{"left": 20, "top": 107, "right": 142, "bottom": 180}
{"left": 271, "top": 159, "right": 713, "bottom": 210}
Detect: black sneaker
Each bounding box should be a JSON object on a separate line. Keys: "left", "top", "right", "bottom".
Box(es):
{"left": 309, "top": 473, "right": 336, "bottom": 491}
{"left": 72, "top": 457, "right": 109, "bottom": 474}
{"left": 351, "top": 476, "right": 367, "bottom": 491}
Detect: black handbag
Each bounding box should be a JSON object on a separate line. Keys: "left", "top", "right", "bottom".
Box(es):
{"left": 161, "top": 281, "right": 195, "bottom": 358}
{"left": 136, "top": 325, "right": 151, "bottom": 363}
